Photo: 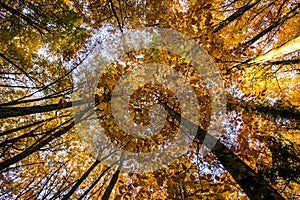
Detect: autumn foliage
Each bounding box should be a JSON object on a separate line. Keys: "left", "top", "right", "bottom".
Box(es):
{"left": 0, "top": 0, "right": 299, "bottom": 199}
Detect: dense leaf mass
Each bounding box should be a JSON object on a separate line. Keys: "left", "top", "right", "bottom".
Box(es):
{"left": 0, "top": 0, "right": 299, "bottom": 199}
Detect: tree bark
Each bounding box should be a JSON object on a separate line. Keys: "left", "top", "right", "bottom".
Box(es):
{"left": 102, "top": 155, "right": 124, "bottom": 200}
{"left": 78, "top": 166, "right": 111, "bottom": 200}
{"left": 61, "top": 160, "right": 100, "bottom": 200}
{"left": 0, "top": 117, "right": 54, "bottom": 136}
{"left": 211, "top": 140, "right": 284, "bottom": 199}
{"left": 0, "top": 100, "right": 85, "bottom": 119}
{"left": 0, "top": 119, "right": 75, "bottom": 171}
{"left": 227, "top": 95, "right": 300, "bottom": 120}
{"left": 213, "top": 0, "right": 261, "bottom": 33}
{"left": 243, "top": 4, "right": 300, "bottom": 47}
{"left": 163, "top": 103, "right": 284, "bottom": 200}
{"left": 247, "top": 35, "right": 300, "bottom": 64}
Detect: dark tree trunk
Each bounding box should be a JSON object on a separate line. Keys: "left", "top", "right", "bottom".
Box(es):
{"left": 213, "top": 0, "right": 261, "bottom": 33}
{"left": 0, "top": 100, "right": 85, "bottom": 119}
{"left": 164, "top": 104, "right": 284, "bottom": 200}
{"left": 61, "top": 160, "right": 100, "bottom": 200}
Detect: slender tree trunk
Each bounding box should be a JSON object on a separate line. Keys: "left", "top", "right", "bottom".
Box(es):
{"left": 266, "top": 59, "right": 300, "bottom": 65}
{"left": 248, "top": 35, "right": 300, "bottom": 64}
{"left": 61, "top": 160, "right": 100, "bottom": 200}
{"left": 102, "top": 155, "right": 124, "bottom": 200}
{"left": 227, "top": 95, "right": 300, "bottom": 120}
{"left": 0, "top": 2, "right": 51, "bottom": 33}
{"left": 0, "top": 117, "right": 55, "bottom": 136}
{"left": 213, "top": 0, "right": 261, "bottom": 33}
{"left": 0, "top": 119, "right": 75, "bottom": 171}
{"left": 243, "top": 4, "right": 300, "bottom": 47}
{"left": 78, "top": 166, "right": 111, "bottom": 200}
{"left": 102, "top": 169, "right": 121, "bottom": 200}
{"left": 0, "top": 105, "right": 93, "bottom": 171}
{"left": 0, "top": 87, "right": 71, "bottom": 107}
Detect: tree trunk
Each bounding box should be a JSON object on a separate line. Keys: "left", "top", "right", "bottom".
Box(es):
{"left": 213, "top": 0, "right": 261, "bottom": 33}
{"left": 0, "top": 100, "right": 85, "bottom": 119}
{"left": 61, "top": 160, "right": 100, "bottom": 200}
{"left": 164, "top": 104, "right": 284, "bottom": 200}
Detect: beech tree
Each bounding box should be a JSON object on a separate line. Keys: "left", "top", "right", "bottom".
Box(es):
{"left": 1, "top": 0, "right": 299, "bottom": 199}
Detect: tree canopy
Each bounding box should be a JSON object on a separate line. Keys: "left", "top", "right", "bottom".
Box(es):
{"left": 0, "top": 0, "right": 299, "bottom": 199}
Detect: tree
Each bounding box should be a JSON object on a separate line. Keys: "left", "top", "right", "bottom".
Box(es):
{"left": 1, "top": 0, "right": 299, "bottom": 199}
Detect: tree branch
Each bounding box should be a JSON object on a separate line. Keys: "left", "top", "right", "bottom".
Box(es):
{"left": 107, "top": 0, "right": 123, "bottom": 33}
{"left": 243, "top": 4, "right": 300, "bottom": 47}
{"left": 61, "top": 160, "right": 100, "bottom": 200}
{"left": 213, "top": 0, "right": 261, "bottom": 33}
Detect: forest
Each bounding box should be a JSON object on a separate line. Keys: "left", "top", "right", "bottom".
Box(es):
{"left": 0, "top": 0, "right": 299, "bottom": 199}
